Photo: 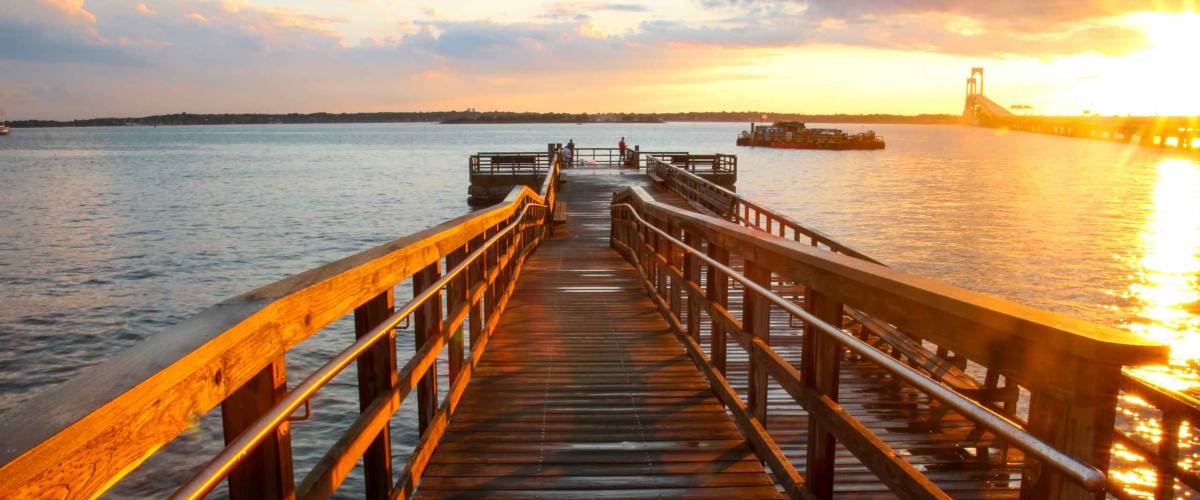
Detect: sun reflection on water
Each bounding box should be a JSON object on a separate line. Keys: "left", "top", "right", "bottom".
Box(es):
{"left": 1112, "top": 158, "right": 1200, "bottom": 498}
{"left": 1124, "top": 158, "right": 1200, "bottom": 392}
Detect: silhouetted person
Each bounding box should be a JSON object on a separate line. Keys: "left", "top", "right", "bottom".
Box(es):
{"left": 618, "top": 137, "right": 627, "bottom": 161}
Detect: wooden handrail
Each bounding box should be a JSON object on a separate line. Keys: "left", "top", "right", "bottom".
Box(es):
{"left": 0, "top": 158, "right": 561, "bottom": 498}
{"left": 646, "top": 156, "right": 878, "bottom": 263}
{"left": 618, "top": 186, "right": 1163, "bottom": 371}
{"left": 610, "top": 185, "right": 1167, "bottom": 499}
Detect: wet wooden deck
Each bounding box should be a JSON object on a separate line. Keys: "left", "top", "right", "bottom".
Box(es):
{"left": 416, "top": 174, "right": 783, "bottom": 499}
{"left": 416, "top": 173, "right": 1023, "bottom": 498}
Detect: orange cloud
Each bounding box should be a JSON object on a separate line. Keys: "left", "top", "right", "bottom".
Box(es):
{"left": 43, "top": 0, "right": 95, "bottom": 23}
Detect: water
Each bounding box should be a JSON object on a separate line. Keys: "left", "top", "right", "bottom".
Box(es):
{"left": 0, "top": 123, "right": 1196, "bottom": 497}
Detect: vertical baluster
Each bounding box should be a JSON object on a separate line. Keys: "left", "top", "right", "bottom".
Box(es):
{"left": 468, "top": 234, "right": 484, "bottom": 350}
{"left": 221, "top": 358, "right": 295, "bottom": 500}
{"left": 353, "top": 289, "right": 396, "bottom": 499}
{"left": 483, "top": 226, "right": 497, "bottom": 334}
{"left": 744, "top": 260, "right": 771, "bottom": 425}
{"left": 683, "top": 231, "right": 700, "bottom": 341}
{"left": 669, "top": 223, "right": 682, "bottom": 321}
{"left": 1155, "top": 410, "right": 1181, "bottom": 500}
{"left": 655, "top": 219, "right": 669, "bottom": 300}
{"left": 706, "top": 243, "right": 730, "bottom": 375}
{"left": 412, "top": 261, "right": 442, "bottom": 435}
{"left": 446, "top": 247, "right": 467, "bottom": 384}
{"left": 803, "top": 286, "right": 843, "bottom": 498}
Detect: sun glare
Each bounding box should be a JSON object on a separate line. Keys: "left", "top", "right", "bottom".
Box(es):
{"left": 1126, "top": 158, "right": 1200, "bottom": 392}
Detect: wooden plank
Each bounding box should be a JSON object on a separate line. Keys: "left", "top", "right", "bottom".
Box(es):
{"left": 354, "top": 289, "right": 397, "bottom": 499}
{"left": 221, "top": 358, "right": 295, "bottom": 500}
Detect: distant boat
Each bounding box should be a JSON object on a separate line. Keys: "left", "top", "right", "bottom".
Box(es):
{"left": 737, "top": 121, "right": 885, "bottom": 150}
{"left": 0, "top": 123, "right": 9, "bottom": 136}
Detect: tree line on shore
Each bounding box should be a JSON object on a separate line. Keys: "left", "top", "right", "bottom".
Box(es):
{"left": 9, "top": 111, "right": 960, "bottom": 128}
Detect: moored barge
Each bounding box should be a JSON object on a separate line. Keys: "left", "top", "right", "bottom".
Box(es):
{"left": 737, "top": 121, "right": 885, "bottom": 150}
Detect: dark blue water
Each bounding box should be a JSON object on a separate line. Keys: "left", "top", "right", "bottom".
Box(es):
{"left": 0, "top": 123, "right": 1194, "bottom": 498}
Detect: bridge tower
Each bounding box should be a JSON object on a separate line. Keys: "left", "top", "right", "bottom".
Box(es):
{"left": 963, "top": 67, "right": 1011, "bottom": 125}
{"left": 970, "top": 67, "right": 984, "bottom": 95}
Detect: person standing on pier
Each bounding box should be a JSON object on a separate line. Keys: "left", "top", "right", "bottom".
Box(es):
{"left": 618, "top": 137, "right": 627, "bottom": 161}
{"left": 562, "top": 142, "right": 573, "bottom": 167}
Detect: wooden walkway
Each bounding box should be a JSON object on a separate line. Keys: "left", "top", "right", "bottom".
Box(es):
{"left": 417, "top": 172, "right": 1028, "bottom": 498}
{"left": 415, "top": 174, "right": 783, "bottom": 499}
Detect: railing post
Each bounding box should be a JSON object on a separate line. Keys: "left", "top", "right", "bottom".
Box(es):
{"left": 446, "top": 247, "right": 467, "bottom": 384}
{"left": 669, "top": 223, "right": 683, "bottom": 321}
{"left": 221, "top": 358, "right": 295, "bottom": 500}
{"left": 654, "top": 220, "right": 668, "bottom": 299}
{"left": 706, "top": 243, "right": 730, "bottom": 375}
{"left": 1155, "top": 410, "right": 1181, "bottom": 500}
{"left": 353, "top": 289, "right": 396, "bottom": 499}
{"left": 483, "top": 225, "right": 498, "bottom": 334}
{"left": 744, "top": 260, "right": 771, "bottom": 425}
{"left": 683, "top": 231, "right": 700, "bottom": 341}
{"left": 803, "top": 287, "right": 843, "bottom": 499}
{"left": 412, "top": 261, "right": 442, "bottom": 435}
{"left": 468, "top": 234, "right": 485, "bottom": 349}
{"left": 1020, "top": 363, "right": 1121, "bottom": 500}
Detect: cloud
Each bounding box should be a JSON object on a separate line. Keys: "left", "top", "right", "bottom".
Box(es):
{"left": 681, "top": 0, "right": 1169, "bottom": 57}
{"left": 0, "top": 0, "right": 1186, "bottom": 119}
{"left": 0, "top": 0, "right": 142, "bottom": 64}
{"left": 541, "top": 2, "right": 650, "bottom": 18}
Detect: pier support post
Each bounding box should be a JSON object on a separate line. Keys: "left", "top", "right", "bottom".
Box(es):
{"left": 413, "top": 261, "right": 443, "bottom": 436}
{"left": 354, "top": 289, "right": 396, "bottom": 499}
{"left": 744, "top": 260, "right": 772, "bottom": 426}
{"left": 803, "top": 288, "right": 843, "bottom": 499}
{"left": 221, "top": 358, "right": 295, "bottom": 500}
{"left": 705, "top": 244, "right": 730, "bottom": 375}
{"left": 1020, "top": 363, "right": 1121, "bottom": 500}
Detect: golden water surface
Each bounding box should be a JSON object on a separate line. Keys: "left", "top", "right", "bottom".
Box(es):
{"left": 1112, "top": 158, "right": 1200, "bottom": 497}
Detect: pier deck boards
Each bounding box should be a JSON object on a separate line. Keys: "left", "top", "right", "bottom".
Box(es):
{"left": 415, "top": 173, "right": 783, "bottom": 499}
{"left": 417, "top": 173, "right": 1024, "bottom": 498}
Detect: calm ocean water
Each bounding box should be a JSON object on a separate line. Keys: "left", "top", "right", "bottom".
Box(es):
{"left": 0, "top": 122, "right": 1196, "bottom": 497}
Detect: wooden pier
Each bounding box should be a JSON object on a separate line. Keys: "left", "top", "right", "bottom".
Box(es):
{"left": 0, "top": 147, "right": 1194, "bottom": 500}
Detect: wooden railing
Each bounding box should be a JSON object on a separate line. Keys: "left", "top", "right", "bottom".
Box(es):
{"left": 470, "top": 152, "right": 552, "bottom": 175}
{"left": 0, "top": 157, "right": 561, "bottom": 499}
{"left": 609, "top": 185, "right": 1167, "bottom": 499}
{"left": 646, "top": 155, "right": 877, "bottom": 262}
{"left": 1112, "top": 376, "right": 1200, "bottom": 499}
{"left": 649, "top": 156, "right": 1200, "bottom": 499}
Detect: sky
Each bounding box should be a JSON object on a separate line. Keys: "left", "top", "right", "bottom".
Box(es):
{"left": 1, "top": 0, "right": 1198, "bottom": 120}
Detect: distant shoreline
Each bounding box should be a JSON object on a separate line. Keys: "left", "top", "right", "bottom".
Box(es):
{"left": 8, "top": 111, "right": 960, "bottom": 128}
